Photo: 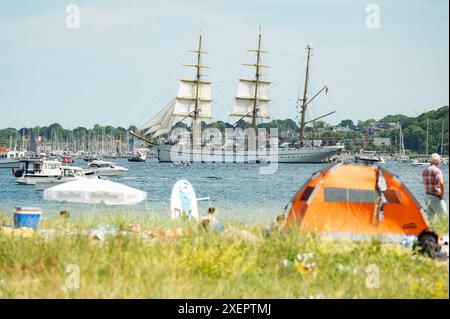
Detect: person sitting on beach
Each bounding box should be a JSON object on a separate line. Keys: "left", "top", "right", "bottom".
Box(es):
{"left": 422, "top": 153, "right": 448, "bottom": 218}
{"left": 200, "top": 207, "right": 224, "bottom": 232}
{"left": 59, "top": 210, "right": 70, "bottom": 219}
{"left": 263, "top": 213, "right": 286, "bottom": 237}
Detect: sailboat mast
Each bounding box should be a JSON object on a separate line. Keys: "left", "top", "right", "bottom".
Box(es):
{"left": 441, "top": 119, "right": 444, "bottom": 156}
{"left": 252, "top": 31, "right": 262, "bottom": 128}
{"left": 191, "top": 35, "right": 204, "bottom": 147}
{"left": 426, "top": 118, "right": 429, "bottom": 156}
{"left": 299, "top": 45, "right": 312, "bottom": 142}
{"left": 193, "top": 35, "right": 202, "bottom": 121}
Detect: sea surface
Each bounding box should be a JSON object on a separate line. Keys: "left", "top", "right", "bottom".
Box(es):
{"left": 0, "top": 159, "right": 448, "bottom": 223}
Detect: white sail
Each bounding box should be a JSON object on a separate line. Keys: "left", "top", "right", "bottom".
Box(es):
{"left": 236, "top": 79, "right": 270, "bottom": 100}
{"left": 174, "top": 80, "right": 212, "bottom": 119}
{"left": 232, "top": 99, "right": 270, "bottom": 118}
{"left": 231, "top": 80, "right": 271, "bottom": 118}
{"left": 140, "top": 99, "right": 176, "bottom": 137}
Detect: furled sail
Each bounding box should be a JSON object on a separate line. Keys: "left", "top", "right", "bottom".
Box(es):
{"left": 174, "top": 80, "right": 212, "bottom": 119}
{"left": 140, "top": 99, "right": 176, "bottom": 138}
{"left": 231, "top": 79, "right": 271, "bottom": 119}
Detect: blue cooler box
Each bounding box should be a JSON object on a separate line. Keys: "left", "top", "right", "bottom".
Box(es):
{"left": 14, "top": 207, "right": 43, "bottom": 229}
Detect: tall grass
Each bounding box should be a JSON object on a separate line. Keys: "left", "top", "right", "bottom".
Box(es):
{"left": 0, "top": 212, "right": 448, "bottom": 299}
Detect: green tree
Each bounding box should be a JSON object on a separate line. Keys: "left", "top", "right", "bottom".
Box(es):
{"left": 403, "top": 125, "right": 426, "bottom": 152}
{"left": 313, "top": 120, "right": 328, "bottom": 129}
{"left": 340, "top": 119, "right": 353, "bottom": 128}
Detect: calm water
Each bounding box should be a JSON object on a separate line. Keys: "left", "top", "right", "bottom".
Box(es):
{"left": 0, "top": 159, "right": 448, "bottom": 222}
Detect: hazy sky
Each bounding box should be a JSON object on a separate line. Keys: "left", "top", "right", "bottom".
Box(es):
{"left": 0, "top": 0, "right": 448, "bottom": 129}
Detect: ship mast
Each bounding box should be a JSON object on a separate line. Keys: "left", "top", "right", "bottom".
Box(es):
{"left": 299, "top": 45, "right": 312, "bottom": 142}
{"left": 189, "top": 35, "right": 205, "bottom": 146}
{"left": 441, "top": 119, "right": 445, "bottom": 156}
{"left": 193, "top": 35, "right": 203, "bottom": 122}
{"left": 177, "top": 35, "right": 211, "bottom": 147}
{"left": 132, "top": 35, "right": 212, "bottom": 145}
{"left": 426, "top": 118, "right": 429, "bottom": 157}
{"left": 297, "top": 45, "right": 334, "bottom": 144}
{"left": 251, "top": 30, "right": 263, "bottom": 128}
{"left": 231, "top": 28, "right": 270, "bottom": 127}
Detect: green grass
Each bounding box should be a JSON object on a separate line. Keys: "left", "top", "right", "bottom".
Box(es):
{"left": 0, "top": 212, "right": 448, "bottom": 299}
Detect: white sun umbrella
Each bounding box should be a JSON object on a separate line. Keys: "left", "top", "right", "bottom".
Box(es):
{"left": 44, "top": 179, "right": 147, "bottom": 206}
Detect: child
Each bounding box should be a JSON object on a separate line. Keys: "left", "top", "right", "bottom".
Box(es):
{"left": 200, "top": 207, "right": 224, "bottom": 232}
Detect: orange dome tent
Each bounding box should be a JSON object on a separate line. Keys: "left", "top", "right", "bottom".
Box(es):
{"left": 285, "top": 163, "right": 428, "bottom": 241}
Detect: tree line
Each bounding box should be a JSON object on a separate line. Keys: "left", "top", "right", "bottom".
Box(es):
{"left": 0, "top": 106, "right": 448, "bottom": 155}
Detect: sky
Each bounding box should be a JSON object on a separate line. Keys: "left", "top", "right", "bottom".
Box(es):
{"left": 0, "top": 0, "right": 448, "bottom": 129}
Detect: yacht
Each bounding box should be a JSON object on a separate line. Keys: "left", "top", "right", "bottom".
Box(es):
{"left": 15, "top": 159, "right": 63, "bottom": 185}
{"left": 34, "top": 166, "right": 90, "bottom": 191}
{"left": 411, "top": 158, "right": 429, "bottom": 167}
{"left": 355, "top": 151, "right": 385, "bottom": 164}
{"left": 128, "top": 152, "right": 146, "bottom": 162}
{"left": 0, "top": 148, "right": 26, "bottom": 169}
{"left": 84, "top": 160, "right": 128, "bottom": 177}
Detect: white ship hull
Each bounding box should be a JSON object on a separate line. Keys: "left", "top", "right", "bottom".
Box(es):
{"left": 154, "top": 144, "right": 343, "bottom": 163}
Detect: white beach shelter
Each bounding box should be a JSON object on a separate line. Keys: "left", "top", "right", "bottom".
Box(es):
{"left": 44, "top": 179, "right": 147, "bottom": 206}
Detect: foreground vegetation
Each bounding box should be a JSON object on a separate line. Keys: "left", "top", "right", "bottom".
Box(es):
{"left": 0, "top": 212, "right": 448, "bottom": 299}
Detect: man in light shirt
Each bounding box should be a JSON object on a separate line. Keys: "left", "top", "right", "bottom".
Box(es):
{"left": 422, "top": 153, "right": 448, "bottom": 218}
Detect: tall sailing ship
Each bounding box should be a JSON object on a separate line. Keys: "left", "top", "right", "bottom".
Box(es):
{"left": 130, "top": 31, "right": 343, "bottom": 163}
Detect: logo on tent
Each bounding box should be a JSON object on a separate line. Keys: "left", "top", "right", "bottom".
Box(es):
{"left": 403, "top": 223, "right": 417, "bottom": 230}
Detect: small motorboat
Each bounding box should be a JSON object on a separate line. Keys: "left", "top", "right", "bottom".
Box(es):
{"left": 128, "top": 152, "right": 146, "bottom": 162}
{"left": 15, "top": 159, "right": 63, "bottom": 185}
{"left": 0, "top": 148, "right": 27, "bottom": 169}
{"left": 84, "top": 155, "right": 102, "bottom": 162}
{"left": 61, "top": 156, "right": 75, "bottom": 164}
{"left": 355, "top": 151, "right": 385, "bottom": 164}
{"left": 411, "top": 159, "right": 429, "bottom": 167}
{"left": 84, "top": 160, "right": 128, "bottom": 177}
{"left": 173, "top": 161, "right": 189, "bottom": 167}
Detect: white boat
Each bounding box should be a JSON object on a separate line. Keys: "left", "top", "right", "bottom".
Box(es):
{"left": 396, "top": 156, "right": 413, "bottom": 163}
{"left": 15, "top": 159, "right": 63, "bottom": 185}
{"left": 128, "top": 152, "right": 146, "bottom": 162}
{"left": 411, "top": 158, "right": 429, "bottom": 167}
{"left": 394, "top": 123, "right": 413, "bottom": 163}
{"left": 0, "top": 149, "right": 26, "bottom": 169}
{"left": 35, "top": 166, "right": 90, "bottom": 191}
{"left": 355, "top": 151, "right": 385, "bottom": 164}
{"left": 130, "top": 33, "right": 343, "bottom": 163}
{"left": 84, "top": 160, "right": 128, "bottom": 177}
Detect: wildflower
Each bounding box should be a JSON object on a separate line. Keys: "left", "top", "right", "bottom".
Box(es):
{"left": 294, "top": 261, "right": 311, "bottom": 273}
{"left": 435, "top": 282, "right": 443, "bottom": 290}
{"left": 281, "top": 253, "right": 316, "bottom": 274}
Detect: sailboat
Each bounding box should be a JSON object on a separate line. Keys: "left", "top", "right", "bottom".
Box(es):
{"left": 396, "top": 122, "right": 412, "bottom": 163}
{"left": 130, "top": 32, "right": 344, "bottom": 163}
{"left": 411, "top": 118, "right": 430, "bottom": 166}
{"left": 439, "top": 119, "right": 448, "bottom": 165}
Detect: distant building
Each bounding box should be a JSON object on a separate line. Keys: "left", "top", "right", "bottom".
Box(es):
{"left": 373, "top": 137, "right": 391, "bottom": 146}
{"left": 333, "top": 126, "right": 349, "bottom": 132}
{"left": 375, "top": 122, "right": 397, "bottom": 130}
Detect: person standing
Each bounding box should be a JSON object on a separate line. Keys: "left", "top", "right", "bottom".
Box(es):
{"left": 422, "top": 153, "right": 448, "bottom": 218}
